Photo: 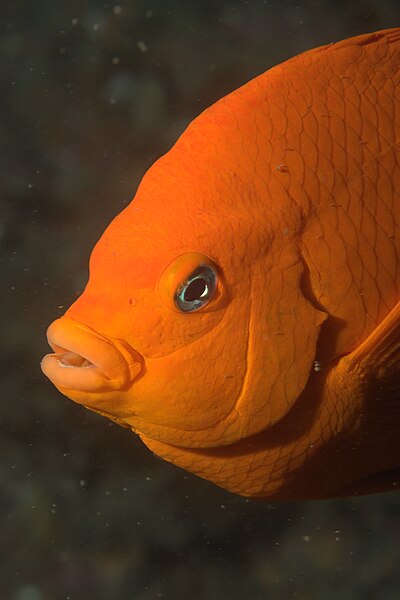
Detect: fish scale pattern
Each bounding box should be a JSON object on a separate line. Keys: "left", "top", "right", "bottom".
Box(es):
{"left": 268, "top": 31, "right": 400, "bottom": 358}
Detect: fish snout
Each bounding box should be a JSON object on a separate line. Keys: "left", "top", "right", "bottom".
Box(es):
{"left": 41, "top": 316, "right": 144, "bottom": 394}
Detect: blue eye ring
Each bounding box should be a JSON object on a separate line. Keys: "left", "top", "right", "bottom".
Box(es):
{"left": 174, "top": 264, "right": 218, "bottom": 312}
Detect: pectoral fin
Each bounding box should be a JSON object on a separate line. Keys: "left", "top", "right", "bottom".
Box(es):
{"left": 339, "top": 299, "right": 400, "bottom": 418}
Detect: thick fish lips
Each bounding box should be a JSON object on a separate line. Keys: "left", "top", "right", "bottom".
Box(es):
{"left": 41, "top": 317, "right": 143, "bottom": 394}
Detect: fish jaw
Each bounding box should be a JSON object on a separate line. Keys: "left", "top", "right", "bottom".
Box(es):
{"left": 41, "top": 317, "right": 144, "bottom": 396}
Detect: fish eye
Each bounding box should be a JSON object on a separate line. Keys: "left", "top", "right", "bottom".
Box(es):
{"left": 175, "top": 265, "right": 217, "bottom": 312}
{"left": 158, "top": 252, "right": 221, "bottom": 313}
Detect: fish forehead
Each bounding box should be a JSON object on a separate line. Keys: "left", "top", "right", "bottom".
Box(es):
{"left": 89, "top": 154, "right": 269, "bottom": 291}
{"left": 90, "top": 198, "right": 251, "bottom": 291}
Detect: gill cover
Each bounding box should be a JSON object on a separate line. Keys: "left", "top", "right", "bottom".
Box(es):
{"left": 223, "top": 242, "right": 327, "bottom": 440}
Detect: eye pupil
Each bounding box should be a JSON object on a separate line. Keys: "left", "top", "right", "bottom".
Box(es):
{"left": 175, "top": 264, "right": 218, "bottom": 312}
{"left": 183, "top": 278, "right": 207, "bottom": 302}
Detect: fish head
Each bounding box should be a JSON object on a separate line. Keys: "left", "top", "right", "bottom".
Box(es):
{"left": 42, "top": 109, "right": 326, "bottom": 450}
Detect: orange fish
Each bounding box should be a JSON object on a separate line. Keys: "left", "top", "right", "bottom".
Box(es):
{"left": 42, "top": 29, "right": 400, "bottom": 500}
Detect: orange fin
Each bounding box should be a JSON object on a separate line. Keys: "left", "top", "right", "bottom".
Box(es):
{"left": 345, "top": 300, "right": 400, "bottom": 370}
{"left": 332, "top": 299, "right": 400, "bottom": 497}
{"left": 342, "top": 299, "right": 400, "bottom": 390}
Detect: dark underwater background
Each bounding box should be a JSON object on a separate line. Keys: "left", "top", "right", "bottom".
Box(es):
{"left": 2, "top": 1, "right": 400, "bottom": 598}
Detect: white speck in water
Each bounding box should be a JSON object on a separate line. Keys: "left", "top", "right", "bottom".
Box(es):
{"left": 137, "top": 40, "right": 148, "bottom": 53}
{"left": 71, "top": 17, "right": 79, "bottom": 25}
{"left": 79, "top": 479, "right": 86, "bottom": 487}
{"left": 112, "top": 56, "right": 120, "bottom": 65}
{"left": 113, "top": 5, "right": 122, "bottom": 15}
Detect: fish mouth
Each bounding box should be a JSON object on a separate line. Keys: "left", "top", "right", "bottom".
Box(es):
{"left": 41, "top": 316, "right": 143, "bottom": 393}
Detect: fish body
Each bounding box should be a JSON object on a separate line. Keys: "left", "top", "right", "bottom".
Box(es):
{"left": 42, "top": 29, "right": 400, "bottom": 500}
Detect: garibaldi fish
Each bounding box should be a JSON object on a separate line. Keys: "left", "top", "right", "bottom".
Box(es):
{"left": 42, "top": 29, "right": 400, "bottom": 500}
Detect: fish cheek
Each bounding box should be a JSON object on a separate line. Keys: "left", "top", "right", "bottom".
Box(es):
{"left": 123, "top": 299, "right": 251, "bottom": 438}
